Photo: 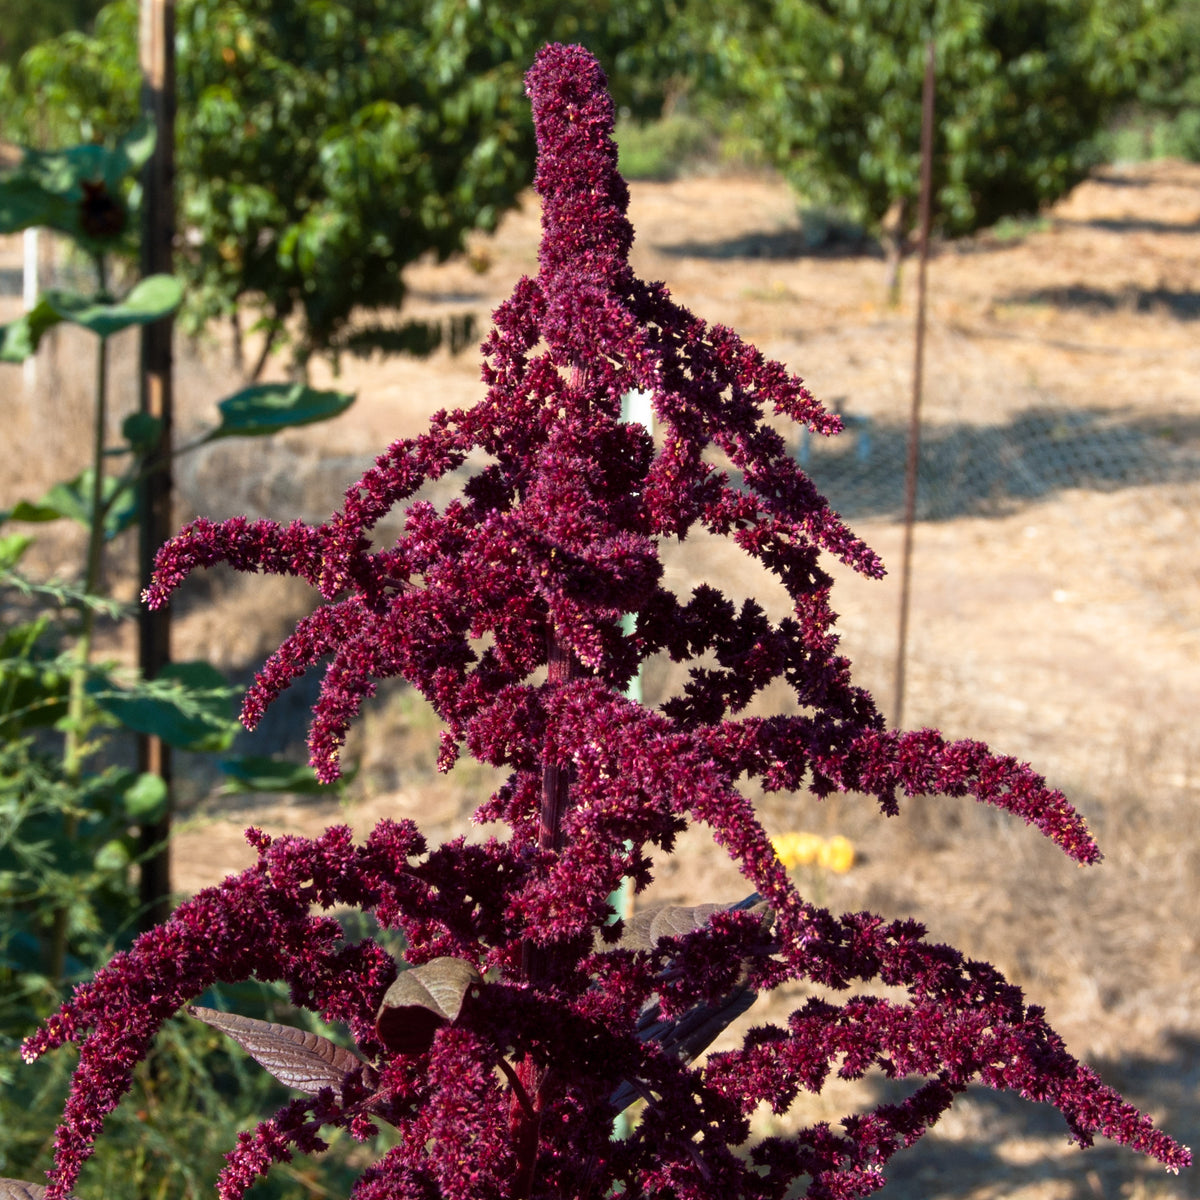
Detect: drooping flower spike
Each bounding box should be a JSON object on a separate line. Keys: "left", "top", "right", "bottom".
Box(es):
{"left": 22, "top": 42, "right": 1187, "bottom": 1200}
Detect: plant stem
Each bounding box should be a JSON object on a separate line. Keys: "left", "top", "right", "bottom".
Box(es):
{"left": 50, "top": 312, "right": 111, "bottom": 986}
{"left": 249, "top": 318, "right": 278, "bottom": 383}
{"left": 511, "top": 622, "right": 579, "bottom": 1197}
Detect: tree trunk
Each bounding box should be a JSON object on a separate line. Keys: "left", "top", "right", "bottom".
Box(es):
{"left": 880, "top": 196, "right": 911, "bottom": 308}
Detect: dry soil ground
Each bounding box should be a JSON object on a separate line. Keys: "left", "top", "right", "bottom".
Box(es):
{"left": 2, "top": 159, "right": 1198, "bottom": 1198}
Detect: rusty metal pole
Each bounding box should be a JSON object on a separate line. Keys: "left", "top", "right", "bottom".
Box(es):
{"left": 137, "top": 0, "right": 176, "bottom": 928}
{"left": 892, "top": 40, "right": 936, "bottom": 731}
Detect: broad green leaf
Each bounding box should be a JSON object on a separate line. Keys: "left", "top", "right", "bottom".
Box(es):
{"left": 91, "top": 661, "right": 238, "bottom": 751}
{"left": 121, "top": 411, "right": 164, "bottom": 453}
{"left": 43, "top": 274, "right": 183, "bottom": 338}
{"left": 111, "top": 120, "right": 157, "bottom": 183}
{"left": 208, "top": 383, "right": 356, "bottom": 440}
{"left": 218, "top": 755, "right": 351, "bottom": 796}
{"left": 0, "top": 297, "right": 64, "bottom": 362}
{"left": 6, "top": 499, "right": 67, "bottom": 524}
{"left": 122, "top": 771, "right": 169, "bottom": 821}
{"left": 0, "top": 175, "right": 79, "bottom": 234}
{"left": 0, "top": 121, "right": 154, "bottom": 245}
{"left": 9, "top": 471, "right": 138, "bottom": 539}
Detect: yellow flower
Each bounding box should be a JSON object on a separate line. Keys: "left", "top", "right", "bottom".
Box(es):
{"left": 772, "top": 831, "right": 823, "bottom": 870}
{"left": 818, "top": 835, "right": 855, "bottom": 874}
{"left": 770, "top": 832, "right": 798, "bottom": 869}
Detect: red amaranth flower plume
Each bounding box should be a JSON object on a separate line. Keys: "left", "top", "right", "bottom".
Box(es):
{"left": 19, "top": 41, "right": 1189, "bottom": 1200}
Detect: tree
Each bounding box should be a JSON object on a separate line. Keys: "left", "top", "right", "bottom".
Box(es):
{"left": 1129, "top": 0, "right": 1200, "bottom": 159}
{"left": 1, "top": 0, "right": 679, "bottom": 377}
{"left": 695, "top": 0, "right": 1173, "bottom": 293}
{"left": 0, "top": 0, "right": 106, "bottom": 71}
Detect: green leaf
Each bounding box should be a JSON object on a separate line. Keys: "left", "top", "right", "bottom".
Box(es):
{"left": 0, "top": 534, "right": 35, "bottom": 568}
{"left": 122, "top": 772, "right": 169, "bottom": 821}
{"left": 0, "top": 174, "right": 78, "bottom": 235}
{"left": 90, "top": 661, "right": 239, "bottom": 752}
{"left": 0, "top": 621, "right": 70, "bottom": 735}
{"left": 208, "top": 383, "right": 356, "bottom": 440}
{"left": 6, "top": 498, "right": 68, "bottom": 524}
{"left": 122, "top": 411, "right": 164, "bottom": 453}
{"left": 0, "top": 297, "right": 64, "bottom": 362}
{"left": 8, "top": 471, "right": 138, "bottom": 539}
{"left": 218, "top": 755, "right": 352, "bottom": 796}
{"left": 111, "top": 120, "right": 157, "bottom": 183}
{"left": 93, "top": 837, "right": 131, "bottom": 873}
{"left": 43, "top": 274, "right": 183, "bottom": 338}
{"left": 0, "top": 121, "right": 155, "bottom": 246}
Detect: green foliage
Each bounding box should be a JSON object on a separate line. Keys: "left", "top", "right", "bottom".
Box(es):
{"left": 3, "top": 0, "right": 680, "bottom": 375}
{"left": 0, "top": 120, "right": 153, "bottom": 259}
{"left": 1107, "top": 0, "right": 1200, "bottom": 161}
{"left": 698, "top": 0, "right": 1174, "bottom": 241}
{"left": 0, "top": 121, "right": 373, "bottom": 1198}
{"left": 0, "top": 980, "right": 390, "bottom": 1199}
{"left": 0, "top": 0, "right": 106, "bottom": 71}
{"left": 1135, "top": 0, "right": 1200, "bottom": 115}
{"left": 614, "top": 111, "right": 715, "bottom": 181}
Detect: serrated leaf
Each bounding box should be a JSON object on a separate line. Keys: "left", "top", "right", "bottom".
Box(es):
{"left": 0, "top": 1180, "right": 81, "bottom": 1200}
{"left": 43, "top": 275, "right": 182, "bottom": 338}
{"left": 188, "top": 1006, "right": 373, "bottom": 1095}
{"left": 376, "top": 957, "right": 481, "bottom": 1056}
{"left": 207, "top": 383, "right": 355, "bottom": 440}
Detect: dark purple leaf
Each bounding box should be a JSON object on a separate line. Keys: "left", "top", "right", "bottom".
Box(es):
{"left": 0, "top": 1181, "right": 80, "bottom": 1200}
{"left": 608, "top": 895, "right": 775, "bottom": 1113}
{"left": 619, "top": 893, "right": 772, "bottom": 953}
{"left": 375, "top": 956, "right": 481, "bottom": 1056}
{"left": 187, "top": 1006, "right": 373, "bottom": 1095}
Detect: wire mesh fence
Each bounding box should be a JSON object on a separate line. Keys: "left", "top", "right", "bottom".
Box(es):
{"left": 795, "top": 403, "right": 1200, "bottom": 523}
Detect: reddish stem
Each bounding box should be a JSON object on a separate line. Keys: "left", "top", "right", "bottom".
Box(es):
{"left": 513, "top": 362, "right": 590, "bottom": 1198}
{"left": 539, "top": 626, "right": 577, "bottom": 855}
{"left": 511, "top": 622, "right": 579, "bottom": 1197}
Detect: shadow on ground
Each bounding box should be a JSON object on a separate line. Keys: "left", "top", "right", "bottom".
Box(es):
{"left": 857, "top": 1031, "right": 1199, "bottom": 1198}
{"left": 656, "top": 223, "right": 878, "bottom": 261}
{"left": 1002, "top": 283, "right": 1200, "bottom": 320}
